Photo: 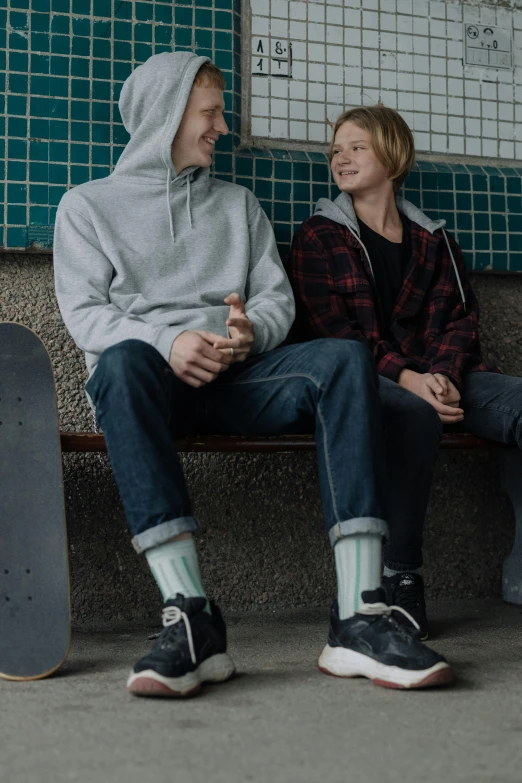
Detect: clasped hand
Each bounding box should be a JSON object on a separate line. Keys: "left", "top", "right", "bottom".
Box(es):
{"left": 169, "top": 293, "right": 255, "bottom": 388}
{"left": 398, "top": 369, "right": 464, "bottom": 424}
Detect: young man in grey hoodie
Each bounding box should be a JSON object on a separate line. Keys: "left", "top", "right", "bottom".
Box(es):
{"left": 54, "top": 52, "right": 453, "bottom": 697}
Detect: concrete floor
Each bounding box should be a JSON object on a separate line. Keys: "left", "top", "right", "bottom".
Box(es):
{"left": 2, "top": 601, "right": 522, "bottom": 783}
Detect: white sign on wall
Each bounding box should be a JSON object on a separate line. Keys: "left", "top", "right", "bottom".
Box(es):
{"left": 252, "top": 37, "right": 293, "bottom": 77}
{"left": 464, "top": 24, "right": 513, "bottom": 69}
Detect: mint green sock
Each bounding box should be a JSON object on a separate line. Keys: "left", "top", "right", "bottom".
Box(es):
{"left": 334, "top": 534, "right": 382, "bottom": 620}
{"left": 145, "top": 537, "right": 211, "bottom": 614}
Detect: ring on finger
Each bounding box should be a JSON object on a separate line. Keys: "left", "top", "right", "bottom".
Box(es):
{"left": 230, "top": 347, "right": 235, "bottom": 358}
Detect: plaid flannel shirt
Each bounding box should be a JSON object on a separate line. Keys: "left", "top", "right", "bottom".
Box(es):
{"left": 289, "top": 215, "right": 498, "bottom": 390}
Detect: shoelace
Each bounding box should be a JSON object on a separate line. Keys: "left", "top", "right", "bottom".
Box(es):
{"left": 358, "top": 600, "right": 421, "bottom": 632}
{"left": 393, "top": 578, "right": 424, "bottom": 614}
{"left": 161, "top": 606, "right": 197, "bottom": 665}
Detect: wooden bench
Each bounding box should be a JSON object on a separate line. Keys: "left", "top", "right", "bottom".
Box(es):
{"left": 59, "top": 431, "right": 510, "bottom": 453}
{"left": 60, "top": 430, "right": 522, "bottom": 605}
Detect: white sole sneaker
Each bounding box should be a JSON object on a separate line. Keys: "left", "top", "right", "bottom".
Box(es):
{"left": 126, "top": 653, "right": 236, "bottom": 697}
{"left": 318, "top": 645, "right": 454, "bottom": 690}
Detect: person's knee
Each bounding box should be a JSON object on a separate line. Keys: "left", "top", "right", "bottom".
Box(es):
{"left": 312, "top": 338, "right": 374, "bottom": 377}
{"left": 96, "top": 339, "right": 161, "bottom": 380}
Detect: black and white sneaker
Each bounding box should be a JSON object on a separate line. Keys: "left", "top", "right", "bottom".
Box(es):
{"left": 382, "top": 572, "right": 428, "bottom": 640}
{"left": 127, "top": 595, "right": 236, "bottom": 697}
{"left": 318, "top": 588, "right": 453, "bottom": 690}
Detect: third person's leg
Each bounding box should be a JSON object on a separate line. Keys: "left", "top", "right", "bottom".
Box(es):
{"left": 458, "top": 371, "right": 522, "bottom": 604}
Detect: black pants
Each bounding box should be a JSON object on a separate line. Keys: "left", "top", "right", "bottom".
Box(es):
{"left": 381, "top": 371, "right": 522, "bottom": 570}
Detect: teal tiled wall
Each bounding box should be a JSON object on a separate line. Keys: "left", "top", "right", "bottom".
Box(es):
{"left": 1, "top": 0, "right": 242, "bottom": 248}
{"left": 229, "top": 151, "right": 522, "bottom": 273}
{"left": 1, "top": 0, "right": 521, "bottom": 271}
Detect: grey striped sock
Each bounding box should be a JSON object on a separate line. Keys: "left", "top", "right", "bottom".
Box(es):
{"left": 334, "top": 534, "right": 382, "bottom": 620}
{"left": 145, "top": 537, "right": 211, "bottom": 613}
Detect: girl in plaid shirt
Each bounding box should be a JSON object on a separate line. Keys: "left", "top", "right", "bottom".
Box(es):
{"left": 290, "top": 106, "right": 519, "bottom": 639}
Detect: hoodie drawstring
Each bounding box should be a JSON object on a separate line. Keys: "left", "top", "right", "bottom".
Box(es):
{"left": 166, "top": 172, "right": 175, "bottom": 242}
{"left": 441, "top": 229, "right": 466, "bottom": 307}
{"left": 186, "top": 174, "right": 193, "bottom": 229}
{"left": 166, "top": 171, "right": 193, "bottom": 243}
{"left": 344, "top": 225, "right": 376, "bottom": 284}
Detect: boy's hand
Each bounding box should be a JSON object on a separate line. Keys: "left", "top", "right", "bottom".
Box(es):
{"left": 398, "top": 369, "right": 464, "bottom": 424}
{"left": 169, "top": 330, "right": 239, "bottom": 388}
{"left": 212, "top": 293, "right": 255, "bottom": 363}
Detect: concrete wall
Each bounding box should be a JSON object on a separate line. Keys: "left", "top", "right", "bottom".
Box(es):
{"left": 0, "top": 254, "right": 520, "bottom": 627}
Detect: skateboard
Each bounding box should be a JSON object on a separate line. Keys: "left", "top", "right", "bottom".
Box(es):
{"left": 0, "top": 323, "right": 70, "bottom": 680}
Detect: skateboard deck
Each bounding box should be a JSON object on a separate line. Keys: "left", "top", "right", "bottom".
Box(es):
{"left": 0, "top": 323, "right": 70, "bottom": 680}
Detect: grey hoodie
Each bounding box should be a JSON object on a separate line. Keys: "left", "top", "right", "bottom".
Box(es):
{"left": 315, "top": 192, "right": 466, "bottom": 306}
{"left": 54, "top": 52, "right": 294, "bottom": 378}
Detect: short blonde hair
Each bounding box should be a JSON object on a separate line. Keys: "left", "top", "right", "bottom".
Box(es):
{"left": 329, "top": 106, "right": 415, "bottom": 191}
{"left": 195, "top": 61, "right": 226, "bottom": 91}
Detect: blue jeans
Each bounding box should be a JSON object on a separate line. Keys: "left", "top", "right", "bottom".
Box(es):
{"left": 86, "top": 339, "right": 388, "bottom": 553}
{"left": 378, "top": 371, "right": 522, "bottom": 571}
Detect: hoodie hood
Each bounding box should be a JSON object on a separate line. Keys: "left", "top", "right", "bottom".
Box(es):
{"left": 113, "top": 51, "right": 210, "bottom": 182}
{"left": 314, "top": 192, "right": 466, "bottom": 305}
{"left": 112, "top": 51, "right": 210, "bottom": 240}
{"left": 315, "top": 192, "right": 446, "bottom": 235}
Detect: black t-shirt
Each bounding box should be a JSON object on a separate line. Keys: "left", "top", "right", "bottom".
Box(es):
{"left": 357, "top": 214, "right": 411, "bottom": 329}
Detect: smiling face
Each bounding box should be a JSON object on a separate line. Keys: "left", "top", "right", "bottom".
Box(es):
{"left": 330, "top": 121, "right": 392, "bottom": 196}
{"left": 170, "top": 83, "right": 229, "bottom": 174}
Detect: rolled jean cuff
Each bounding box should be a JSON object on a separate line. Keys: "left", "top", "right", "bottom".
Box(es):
{"left": 328, "top": 517, "right": 389, "bottom": 548}
{"left": 131, "top": 516, "right": 200, "bottom": 554}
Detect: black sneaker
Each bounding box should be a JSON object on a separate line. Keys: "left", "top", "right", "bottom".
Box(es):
{"left": 382, "top": 572, "right": 428, "bottom": 640}
{"left": 318, "top": 588, "right": 453, "bottom": 690}
{"left": 127, "top": 595, "right": 236, "bottom": 697}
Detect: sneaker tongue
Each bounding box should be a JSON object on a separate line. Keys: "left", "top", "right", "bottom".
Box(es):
{"left": 398, "top": 573, "right": 416, "bottom": 586}
{"left": 164, "top": 594, "right": 208, "bottom": 616}
{"left": 361, "top": 587, "right": 387, "bottom": 605}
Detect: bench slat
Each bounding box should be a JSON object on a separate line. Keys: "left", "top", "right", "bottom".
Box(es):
{"left": 59, "top": 431, "right": 510, "bottom": 453}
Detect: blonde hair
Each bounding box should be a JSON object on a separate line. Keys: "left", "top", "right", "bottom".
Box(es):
{"left": 329, "top": 106, "right": 415, "bottom": 191}
{"left": 195, "top": 61, "right": 226, "bottom": 91}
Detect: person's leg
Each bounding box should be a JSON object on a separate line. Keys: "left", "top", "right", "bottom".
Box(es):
{"left": 458, "top": 372, "right": 522, "bottom": 604}
{"left": 459, "top": 372, "right": 522, "bottom": 448}
{"left": 207, "top": 339, "right": 387, "bottom": 542}
{"left": 86, "top": 339, "right": 207, "bottom": 601}
{"left": 86, "top": 339, "right": 199, "bottom": 549}
{"left": 86, "top": 339, "right": 235, "bottom": 697}
{"left": 379, "top": 377, "right": 443, "bottom": 639}
{"left": 206, "top": 338, "right": 388, "bottom": 616}
{"left": 380, "top": 377, "right": 443, "bottom": 571}
{"left": 203, "top": 339, "right": 453, "bottom": 688}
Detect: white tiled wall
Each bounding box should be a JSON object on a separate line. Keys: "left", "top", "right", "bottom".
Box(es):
{"left": 249, "top": 0, "right": 522, "bottom": 159}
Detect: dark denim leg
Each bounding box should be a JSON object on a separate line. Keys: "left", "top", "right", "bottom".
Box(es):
{"left": 458, "top": 373, "right": 522, "bottom": 603}
{"left": 85, "top": 339, "right": 200, "bottom": 553}
{"left": 379, "top": 376, "right": 443, "bottom": 571}
{"left": 202, "top": 339, "right": 388, "bottom": 545}
{"left": 459, "top": 372, "right": 522, "bottom": 447}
